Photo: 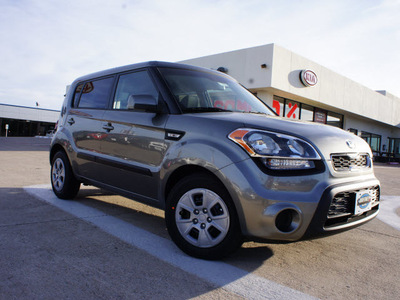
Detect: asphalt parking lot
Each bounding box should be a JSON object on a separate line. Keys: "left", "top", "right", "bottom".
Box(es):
{"left": 0, "top": 137, "right": 399, "bottom": 299}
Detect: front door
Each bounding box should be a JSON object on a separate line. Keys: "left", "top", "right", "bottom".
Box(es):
{"left": 98, "top": 70, "right": 169, "bottom": 203}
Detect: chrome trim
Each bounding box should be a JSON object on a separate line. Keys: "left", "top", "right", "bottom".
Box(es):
{"left": 324, "top": 210, "right": 379, "bottom": 231}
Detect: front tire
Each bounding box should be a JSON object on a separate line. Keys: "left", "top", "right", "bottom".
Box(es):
{"left": 165, "top": 174, "right": 242, "bottom": 260}
{"left": 51, "top": 151, "right": 80, "bottom": 199}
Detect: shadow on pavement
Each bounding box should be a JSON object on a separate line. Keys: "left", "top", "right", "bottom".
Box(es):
{"left": 0, "top": 137, "right": 51, "bottom": 151}
{"left": 75, "top": 187, "right": 275, "bottom": 262}
{"left": 11, "top": 185, "right": 284, "bottom": 299}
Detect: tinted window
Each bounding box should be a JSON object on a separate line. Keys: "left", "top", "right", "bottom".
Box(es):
{"left": 77, "top": 77, "right": 114, "bottom": 109}
{"left": 113, "top": 71, "right": 158, "bottom": 110}
{"left": 73, "top": 84, "right": 84, "bottom": 107}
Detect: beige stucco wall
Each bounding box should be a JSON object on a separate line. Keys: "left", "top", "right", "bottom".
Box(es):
{"left": 269, "top": 44, "right": 399, "bottom": 128}
{"left": 181, "top": 43, "right": 400, "bottom": 131}
{"left": 0, "top": 104, "right": 59, "bottom": 123}
{"left": 181, "top": 44, "right": 274, "bottom": 90}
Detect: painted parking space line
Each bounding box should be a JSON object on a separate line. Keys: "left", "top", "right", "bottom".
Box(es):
{"left": 378, "top": 196, "right": 400, "bottom": 231}
{"left": 24, "top": 184, "right": 316, "bottom": 300}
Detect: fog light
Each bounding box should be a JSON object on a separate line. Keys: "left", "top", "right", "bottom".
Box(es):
{"left": 265, "top": 158, "right": 314, "bottom": 170}
{"left": 275, "top": 209, "right": 300, "bottom": 233}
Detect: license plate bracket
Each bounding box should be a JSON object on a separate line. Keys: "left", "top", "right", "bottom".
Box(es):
{"left": 354, "top": 190, "right": 372, "bottom": 215}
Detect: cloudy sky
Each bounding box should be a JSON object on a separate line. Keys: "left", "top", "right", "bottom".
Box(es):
{"left": 0, "top": 0, "right": 399, "bottom": 110}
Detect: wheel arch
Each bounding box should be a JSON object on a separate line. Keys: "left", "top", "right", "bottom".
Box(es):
{"left": 163, "top": 165, "right": 244, "bottom": 228}
{"left": 164, "top": 165, "right": 220, "bottom": 202}
{"left": 50, "top": 143, "right": 67, "bottom": 165}
{"left": 50, "top": 145, "right": 81, "bottom": 199}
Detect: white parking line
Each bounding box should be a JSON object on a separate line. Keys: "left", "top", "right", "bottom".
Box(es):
{"left": 378, "top": 196, "right": 400, "bottom": 231}
{"left": 24, "top": 184, "right": 316, "bottom": 300}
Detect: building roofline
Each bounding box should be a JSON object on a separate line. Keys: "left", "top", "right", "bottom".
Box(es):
{"left": 0, "top": 103, "right": 60, "bottom": 112}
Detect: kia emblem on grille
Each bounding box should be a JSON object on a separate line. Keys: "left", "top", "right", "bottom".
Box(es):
{"left": 346, "top": 140, "right": 356, "bottom": 149}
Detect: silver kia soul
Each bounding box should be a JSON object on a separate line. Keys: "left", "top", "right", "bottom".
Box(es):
{"left": 50, "top": 61, "right": 380, "bottom": 259}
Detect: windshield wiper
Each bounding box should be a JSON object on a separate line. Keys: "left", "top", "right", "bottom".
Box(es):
{"left": 182, "top": 107, "right": 233, "bottom": 113}
{"left": 248, "top": 111, "right": 269, "bottom": 115}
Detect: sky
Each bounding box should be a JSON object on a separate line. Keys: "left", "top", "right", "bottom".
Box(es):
{"left": 0, "top": 0, "right": 399, "bottom": 110}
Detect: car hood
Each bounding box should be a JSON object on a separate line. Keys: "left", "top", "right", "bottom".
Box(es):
{"left": 191, "top": 112, "right": 372, "bottom": 160}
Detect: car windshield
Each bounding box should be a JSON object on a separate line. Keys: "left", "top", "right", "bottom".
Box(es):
{"left": 159, "top": 67, "right": 275, "bottom": 115}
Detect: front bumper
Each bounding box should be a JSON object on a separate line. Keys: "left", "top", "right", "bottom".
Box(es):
{"left": 218, "top": 159, "right": 380, "bottom": 241}
{"left": 304, "top": 179, "right": 380, "bottom": 238}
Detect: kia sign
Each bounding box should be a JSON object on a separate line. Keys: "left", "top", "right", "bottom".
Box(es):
{"left": 300, "top": 69, "right": 318, "bottom": 87}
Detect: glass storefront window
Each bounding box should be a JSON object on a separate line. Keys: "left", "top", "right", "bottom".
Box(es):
{"left": 284, "top": 100, "right": 300, "bottom": 119}
{"left": 272, "top": 95, "right": 344, "bottom": 128}
{"left": 388, "top": 138, "right": 400, "bottom": 158}
{"left": 300, "top": 104, "right": 314, "bottom": 122}
{"left": 272, "top": 96, "right": 284, "bottom": 117}
{"left": 371, "top": 136, "right": 380, "bottom": 152}
{"left": 327, "top": 111, "right": 343, "bottom": 128}
{"left": 361, "top": 131, "right": 381, "bottom": 153}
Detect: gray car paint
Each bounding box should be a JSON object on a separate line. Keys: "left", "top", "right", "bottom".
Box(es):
{"left": 51, "top": 61, "right": 380, "bottom": 243}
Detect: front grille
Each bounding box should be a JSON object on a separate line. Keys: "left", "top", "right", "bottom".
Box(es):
{"left": 328, "top": 191, "right": 354, "bottom": 218}
{"left": 331, "top": 153, "right": 370, "bottom": 171}
{"left": 325, "top": 186, "right": 380, "bottom": 227}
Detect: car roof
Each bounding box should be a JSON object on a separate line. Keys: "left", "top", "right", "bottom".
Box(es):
{"left": 73, "top": 61, "right": 228, "bottom": 83}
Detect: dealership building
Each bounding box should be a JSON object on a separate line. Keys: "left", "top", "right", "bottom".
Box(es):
{"left": 1, "top": 43, "right": 399, "bottom": 160}
{"left": 181, "top": 44, "right": 400, "bottom": 160}
{"left": 0, "top": 104, "right": 59, "bottom": 137}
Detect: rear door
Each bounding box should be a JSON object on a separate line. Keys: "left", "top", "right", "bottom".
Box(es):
{"left": 67, "top": 76, "right": 114, "bottom": 182}
{"left": 100, "top": 69, "right": 168, "bottom": 203}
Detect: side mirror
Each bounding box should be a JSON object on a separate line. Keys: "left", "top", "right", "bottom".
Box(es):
{"left": 127, "top": 94, "right": 160, "bottom": 112}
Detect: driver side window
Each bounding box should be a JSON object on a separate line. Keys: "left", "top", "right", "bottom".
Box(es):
{"left": 113, "top": 70, "right": 158, "bottom": 110}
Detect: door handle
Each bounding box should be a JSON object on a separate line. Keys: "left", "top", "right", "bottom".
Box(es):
{"left": 102, "top": 123, "right": 114, "bottom": 132}
{"left": 67, "top": 118, "right": 75, "bottom": 125}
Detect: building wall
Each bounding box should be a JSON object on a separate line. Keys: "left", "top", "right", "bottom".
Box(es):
{"left": 269, "top": 44, "right": 399, "bottom": 128}
{"left": 251, "top": 92, "right": 396, "bottom": 151}
{"left": 344, "top": 115, "right": 396, "bottom": 149}
{"left": 181, "top": 44, "right": 274, "bottom": 89}
{"left": 0, "top": 104, "right": 60, "bottom": 137}
{"left": 0, "top": 104, "right": 59, "bottom": 123}
{"left": 180, "top": 43, "right": 400, "bottom": 141}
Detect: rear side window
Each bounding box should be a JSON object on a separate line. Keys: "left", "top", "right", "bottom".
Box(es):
{"left": 76, "top": 77, "right": 114, "bottom": 109}
{"left": 113, "top": 71, "right": 158, "bottom": 110}
{"left": 73, "top": 84, "right": 84, "bottom": 107}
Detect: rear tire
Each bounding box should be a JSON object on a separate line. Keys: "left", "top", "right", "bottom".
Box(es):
{"left": 165, "top": 173, "right": 243, "bottom": 260}
{"left": 51, "top": 151, "right": 80, "bottom": 199}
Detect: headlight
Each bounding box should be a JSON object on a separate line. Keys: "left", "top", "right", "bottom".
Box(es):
{"left": 228, "top": 128, "right": 321, "bottom": 170}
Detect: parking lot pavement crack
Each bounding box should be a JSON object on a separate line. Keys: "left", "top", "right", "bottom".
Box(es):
{"left": 356, "top": 227, "right": 400, "bottom": 239}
